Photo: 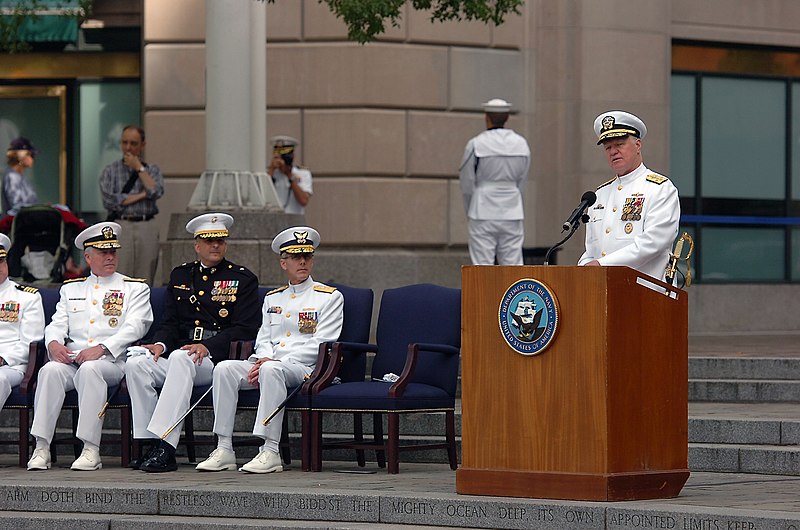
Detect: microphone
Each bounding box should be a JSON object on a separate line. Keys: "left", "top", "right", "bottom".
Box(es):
{"left": 562, "top": 191, "right": 597, "bottom": 232}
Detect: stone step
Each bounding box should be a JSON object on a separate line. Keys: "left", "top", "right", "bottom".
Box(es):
{"left": 0, "top": 511, "right": 445, "bottom": 529}
{"left": 689, "top": 357, "right": 800, "bottom": 380}
{"left": 3, "top": 462, "right": 800, "bottom": 530}
{"left": 689, "top": 416, "right": 800, "bottom": 445}
{"left": 689, "top": 442, "right": 800, "bottom": 475}
{"left": 689, "top": 379, "right": 800, "bottom": 402}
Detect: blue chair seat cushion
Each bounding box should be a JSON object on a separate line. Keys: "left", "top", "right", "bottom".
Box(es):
{"left": 313, "top": 382, "right": 454, "bottom": 411}
{"left": 4, "top": 386, "right": 32, "bottom": 407}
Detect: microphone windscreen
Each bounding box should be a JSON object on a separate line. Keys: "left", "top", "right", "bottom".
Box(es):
{"left": 581, "top": 191, "right": 597, "bottom": 206}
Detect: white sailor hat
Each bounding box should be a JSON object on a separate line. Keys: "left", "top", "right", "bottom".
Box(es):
{"left": 75, "top": 222, "right": 122, "bottom": 250}
{"left": 0, "top": 233, "right": 10, "bottom": 259}
{"left": 481, "top": 98, "right": 512, "bottom": 113}
{"left": 271, "top": 135, "right": 299, "bottom": 155}
{"left": 593, "top": 110, "right": 647, "bottom": 144}
{"left": 185, "top": 213, "right": 233, "bottom": 239}
{"left": 271, "top": 226, "right": 320, "bottom": 255}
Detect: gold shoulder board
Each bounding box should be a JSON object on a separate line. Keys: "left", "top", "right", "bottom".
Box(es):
{"left": 267, "top": 286, "right": 289, "bottom": 295}
{"left": 646, "top": 173, "right": 668, "bottom": 185}
{"left": 596, "top": 178, "right": 615, "bottom": 190}
{"left": 124, "top": 277, "right": 148, "bottom": 283}
{"left": 16, "top": 285, "right": 39, "bottom": 294}
{"left": 314, "top": 285, "right": 337, "bottom": 294}
{"left": 63, "top": 277, "right": 87, "bottom": 284}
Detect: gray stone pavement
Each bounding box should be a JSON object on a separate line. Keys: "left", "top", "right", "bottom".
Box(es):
{"left": 3, "top": 456, "right": 800, "bottom": 528}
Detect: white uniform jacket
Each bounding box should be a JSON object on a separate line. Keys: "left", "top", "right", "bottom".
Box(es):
{"left": 45, "top": 272, "right": 153, "bottom": 363}
{"left": 459, "top": 128, "right": 530, "bottom": 221}
{"left": 0, "top": 279, "right": 44, "bottom": 372}
{"left": 252, "top": 276, "right": 344, "bottom": 367}
{"left": 578, "top": 163, "right": 680, "bottom": 280}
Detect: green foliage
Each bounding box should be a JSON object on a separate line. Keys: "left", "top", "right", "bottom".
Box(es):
{"left": 0, "top": 0, "right": 91, "bottom": 53}
{"left": 263, "top": 0, "right": 524, "bottom": 44}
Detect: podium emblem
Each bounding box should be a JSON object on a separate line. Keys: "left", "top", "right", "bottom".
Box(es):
{"left": 498, "top": 279, "right": 559, "bottom": 356}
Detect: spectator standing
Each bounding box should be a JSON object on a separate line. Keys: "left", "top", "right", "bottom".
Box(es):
{"left": 100, "top": 125, "right": 164, "bottom": 284}
{"left": 268, "top": 136, "right": 312, "bottom": 214}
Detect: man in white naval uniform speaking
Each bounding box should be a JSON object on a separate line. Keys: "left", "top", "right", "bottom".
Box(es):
{"left": 0, "top": 233, "right": 45, "bottom": 414}
{"left": 28, "top": 222, "right": 152, "bottom": 471}
{"left": 459, "top": 98, "right": 531, "bottom": 265}
{"left": 195, "top": 226, "right": 343, "bottom": 474}
{"left": 578, "top": 110, "right": 680, "bottom": 280}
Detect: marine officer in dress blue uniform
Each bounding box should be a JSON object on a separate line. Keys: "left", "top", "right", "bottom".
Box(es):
{"left": 127, "top": 212, "right": 261, "bottom": 472}
{"left": 578, "top": 110, "right": 680, "bottom": 281}
{"left": 459, "top": 98, "right": 531, "bottom": 266}
{"left": 0, "top": 233, "right": 45, "bottom": 413}
{"left": 195, "top": 226, "right": 343, "bottom": 473}
{"left": 28, "top": 222, "right": 152, "bottom": 471}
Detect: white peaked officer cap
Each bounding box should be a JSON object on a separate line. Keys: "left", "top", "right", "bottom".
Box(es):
{"left": 593, "top": 110, "right": 648, "bottom": 145}
{"left": 481, "top": 98, "right": 512, "bottom": 113}
{"left": 271, "top": 226, "right": 320, "bottom": 255}
{"left": 75, "top": 222, "right": 122, "bottom": 250}
{"left": 185, "top": 213, "right": 234, "bottom": 239}
{"left": 0, "top": 233, "right": 10, "bottom": 259}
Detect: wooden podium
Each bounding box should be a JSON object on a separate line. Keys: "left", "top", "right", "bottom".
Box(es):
{"left": 455, "top": 266, "right": 689, "bottom": 501}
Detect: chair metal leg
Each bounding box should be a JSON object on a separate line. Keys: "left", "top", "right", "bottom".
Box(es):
{"left": 279, "top": 415, "right": 291, "bottom": 465}
{"left": 446, "top": 410, "right": 458, "bottom": 470}
{"left": 354, "top": 412, "right": 365, "bottom": 467}
{"left": 311, "top": 411, "right": 323, "bottom": 472}
{"left": 72, "top": 409, "right": 80, "bottom": 459}
{"left": 373, "top": 412, "right": 386, "bottom": 468}
{"left": 184, "top": 412, "right": 196, "bottom": 462}
{"left": 300, "top": 410, "right": 311, "bottom": 471}
{"left": 120, "top": 407, "right": 132, "bottom": 467}
{"left": 387, "top": 413, "right": 400, "bottom": 474}
{"left": 19, "top": 408, "right": 30, "bottom": 468}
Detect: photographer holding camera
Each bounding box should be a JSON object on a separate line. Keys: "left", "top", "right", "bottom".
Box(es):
{"left": 268, "top": 136, "right": 312, "bottom": 215}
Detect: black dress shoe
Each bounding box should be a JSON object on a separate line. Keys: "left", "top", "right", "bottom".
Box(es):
{"left": 129, "top": 442, "right": 158, "bottom": 470}
{"left": 139, "top": 442, "right": 178, "bottom": 473}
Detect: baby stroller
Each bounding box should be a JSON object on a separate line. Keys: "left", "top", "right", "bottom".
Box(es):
{"left": 6, "top": 205, "right": 84, "bottom": 283}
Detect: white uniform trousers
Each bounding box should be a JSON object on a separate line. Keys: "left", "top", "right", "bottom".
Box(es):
{"left": 126, "top": 350, "right": 214, "bottom": 448}
{"left": 212, "top": 359, "right": 310, "bottom": 454}
{"left": 0, "top": 366, "right": 24, "bottom": 411}
{"left": 30, "top": 360, "right": 124, "bottom": 446}
{"left": 468, "top": 219, "right": 524, "bottom": 265}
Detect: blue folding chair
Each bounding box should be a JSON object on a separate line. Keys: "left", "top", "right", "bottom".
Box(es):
{"left": 310, "top": 284, "right": 461, "bottom": 474}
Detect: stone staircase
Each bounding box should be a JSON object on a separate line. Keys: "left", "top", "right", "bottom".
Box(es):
{"left": 688, "top": 354, "right": 800, "bottom": 475}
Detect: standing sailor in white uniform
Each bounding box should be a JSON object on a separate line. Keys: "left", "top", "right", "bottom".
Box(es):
{"left": 459, "top": 98, "right": 531, "bottom": 265}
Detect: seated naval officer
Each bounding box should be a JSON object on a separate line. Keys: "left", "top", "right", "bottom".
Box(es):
{"left": 578, "top": 110, "right": 680, "bottom": 280}
{"left": 0, "top": 233, "right": 45, "bottom": 413}
{"left": 28, "top": 222, "right": 152, "bottom": 471}
{"left": 126, "top": 212, "right": 261, "bottom": 472}
{"left": 195, "top": 226, "right": 343, "bottom": 473}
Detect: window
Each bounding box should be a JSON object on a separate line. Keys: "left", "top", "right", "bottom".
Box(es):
{"left": 671, "top": 43, "right": 800, "bottom": 282}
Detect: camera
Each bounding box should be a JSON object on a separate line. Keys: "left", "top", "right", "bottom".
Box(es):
{"left": 280, "top": 153, "right": 294, "bottom": 167}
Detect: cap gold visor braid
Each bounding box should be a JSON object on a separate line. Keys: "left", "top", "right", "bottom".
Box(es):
{"left": 84, "top": 239, "right": 121, "bottom": 249}
{"left": 195, "top": 229, "right": 229, "bottom": 239}
{"left": 598, "top": 127, "right": 640, "bottom": 144}
{"left": 281, "top": 243, "right": 315, "bottom": 254}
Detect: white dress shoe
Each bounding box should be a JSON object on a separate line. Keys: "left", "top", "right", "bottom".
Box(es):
{"left": 196, "top": 448, "right": 237, "bottom": 472}
{"left": 71, "top": 447, "right": 102, "bottom": 471}
{"left": 239, "top": 450, "right": 282, "bottom": 474}
{"left": 27, "top": 447, "right": 51, "bottom": 471}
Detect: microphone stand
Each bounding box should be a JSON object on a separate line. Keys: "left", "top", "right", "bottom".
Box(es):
{"left": 543, "top": 213, "right": 589, "bottom": 265}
